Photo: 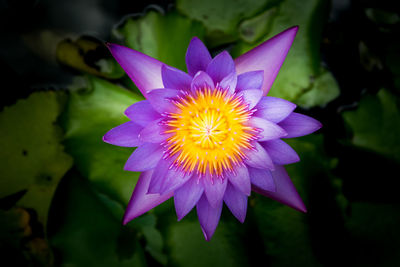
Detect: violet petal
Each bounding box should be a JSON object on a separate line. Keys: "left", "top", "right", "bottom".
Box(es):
{"left": 107, "top": 43, "right": 164, "bottom": 97}
{"left": 186, "top": 37, "right": 212, "bottom": 77}
{"left": 123, "top": 170, "right": 173, "bottom": 224}
{"left": 174, "top": 174, "right": 205, "bottom": 220}
{"left": 139, "top": 118, "right": 170, "bottom": 143}
{"left": 125, "top": 100, "right": 161, "bottom": 127}
{"left": 247, "top": 117, "right": 287, "bottom": 141}
{"left": 226, "top": 164, "right": 251, "bottom": 196}
{"left": 223, "top": 182, "right": 248, "bottom": 223}
{"left": 244, "top": 142, "right": 274, "bottom": 170}
{"left": 252, "top": 165, "right": 307, "bottom": 212}
{"left": 248, "top": 167, "right": 276, "bottom": 192}
{"left": 239, "top": 89, "right": 263, "bottom": 110}
{"left": 161, "top": 64, "right": 192, "bottom": 91}
{"left": 103, "top": 121, "right": 143, "bottom": 147}
{"left": 236, "top": 70, "right": 264, "bottom": 91}
{"left": 206, "top": 51, "right": 235, "bottom": 84}
{"left": 261, "top": 139, "right": 300, "bottom": 165}
{"left": 196, "top": 194, "right": 223, "bottom": 241}
{"left": 203, "top": 173, "right": 228, "bottom": 208}
{"left": 234, "top": 26, "right": 298, "bottom": 95}
{"left": 124, "top": 143, "right": 164, "bottom": 172}
{"left": 148, "top": 156, "right": 192, "bottom": 195}
{"left": 191, "top": 71, "right": 215, "bottom": 92}
{"left": 219, "top": 71, "right": 237, "bottom": 95}
{"left": 279, "top": 112, "right": 322, "bottom": 138}
{"left": 254, "top": 96, "right": 296, "bottom": 123}
{"left": 146, "top": 88, "right": 180, "bottom": 114}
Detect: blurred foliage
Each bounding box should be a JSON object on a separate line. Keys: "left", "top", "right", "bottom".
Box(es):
{"left": 342, "top": 89, "right": 400, "bottom": 163}
{"left": 60, "top": 76, "right": 143, "bottom": 210}
{"left": 0, "top": 92, "right": 73, "bottom": 226}
{"left": 1, "top": 0, "right": 400, "bottom": 266}
{"left": 114, "top": 9, "right": 206, "bottom": 70}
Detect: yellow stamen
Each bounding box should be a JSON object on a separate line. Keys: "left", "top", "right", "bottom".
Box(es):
{"left": 164, "top": 88, "right": 257, "bottom": 176}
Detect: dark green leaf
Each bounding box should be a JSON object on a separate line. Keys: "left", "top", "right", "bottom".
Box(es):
{"left": 0, "top": 92, "right": 73, "bottom": 226}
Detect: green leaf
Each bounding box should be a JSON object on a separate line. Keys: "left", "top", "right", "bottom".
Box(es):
{"left": 0, "top": 91, "right": 73, "bottom": 226}
{"left": 177, "top": 0, "right": 281, "bottom": 47}
{"left": 342, "top": 89, "right": 400, "bottom": 163}
{"left": 61, "top": 76, "right": 143, "bottom": 209}
{"left": 114, "top": 9, "right": 206, "bottom": 71}
{"left": 231, "top": 0, "right": 339, "bottom": 108}
{"left": 49, "top": 171, "right": 146, "bottom": 267}
{"left": 56, "top": 36, "right": 125, "bottom": 79}
{"left": 166, "top": 214, "right": 249, "bottom": 267}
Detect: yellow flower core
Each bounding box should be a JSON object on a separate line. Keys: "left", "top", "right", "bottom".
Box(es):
{"left": 164, "top": 88, "right": 257, "bottom": 177}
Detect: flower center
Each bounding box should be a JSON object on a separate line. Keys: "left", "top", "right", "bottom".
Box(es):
{"left": 163, "top": 88, "right": 257, "bottom": 177}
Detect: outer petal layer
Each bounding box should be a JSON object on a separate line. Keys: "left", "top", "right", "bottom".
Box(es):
{"left": 125, "top": 100, "right": 161, "bottom": 127}
{"left": 124, "top": 143, "right": 164, "bottom": 172}
{"left": 236, "top": 71, "right": 264, "bottom": 91}
{"left": 174, "top": 175, "right": 205, "bottom": 220}
{"left": 234, "top": 26, "right": 298, "bottom": 95}
{"left": 279, "top": 112, "right": 322, "bottom": 138}
{"left": 123, "top": 171, "right": 173, "bottom": 224}
{"left": 161, "top": 65, "right": 192, "bottom": 91}
{"left": 197, "top": 194, "right": 223, "bottom": 241}
{"left": 223, "top": 182, "right": 248, "bottom": 223}
{"left": 206, "top": 51, "right": 235, "bottom": 84}
{"left": 261, "top": 139, "right": 300, "bottom": 165}
{"left": 252, "top": 165, "right": 307, "bottom": 212}
{"left": 254, "top": 97, "right": 296, "bottom": 123}
{"left": 103, "top": 121, "right": 142, "bottom": 147}
{"left": 107, "top": 43, "right": 164, "bottom": 97}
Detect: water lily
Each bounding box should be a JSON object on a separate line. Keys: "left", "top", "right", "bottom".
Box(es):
{"left": 103, "top": 26, "right": 321, "bottom": 241}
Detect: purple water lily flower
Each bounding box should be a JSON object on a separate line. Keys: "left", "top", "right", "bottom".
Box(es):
{"left": 103, "top": 26, "right": 321, "bottom": 241}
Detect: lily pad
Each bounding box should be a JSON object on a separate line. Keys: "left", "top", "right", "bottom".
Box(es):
{"left": 61, "top": 76, "right": 143, "bottom": 208}
{"left": 176, "top": 0, "right": 281, "bottom": 46}
{"left": 342, "top": 89, "right": 400, "bottom": 162}
{"left": 114, "top": 9, "right": 206, "bottom": 71}
{"left": 231, "top": 0, "right": 339, "bottom": 108}
{"left": 48, "top": 171, "right": 146, "bottom": 266}
{"left": 0, "top": 91, "right": 73, "bottom": 226}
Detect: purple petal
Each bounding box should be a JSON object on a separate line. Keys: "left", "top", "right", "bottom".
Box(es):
{"left": 236, "top": 71, "right": 264, "bottom": 91}
{"left": 186, "top": 37, "right": 212, "bottom": 76}
{"left": 103, "top": 121, "right": 142, "bottom": 147}
{"left": 203, "top": 174, "right": 228, "bottom": 208}
{"left": 123, "top": 170, "right": 173, "bottom": 224}
{"left": 278, "top": 113, "right": 322, "bottom": 138}
{"left": 174, "top": 174, "right": 204, "bottom": 220}
{"left": 219, "top": 71, "right": 237, "bottom": 95}
{"left": 196, "top": 194, "right": 223, "bottom": 241}
{"left": 206, "top": 51, "right": 235, "bottom": 84}
{"left": 248, "top": 167, "right": 275, "bottom": 192}
{"left": 191, "top": 71, "right": 215, "bottom": 92}
{"left": 148, "top": 156, "right": 192, "bottom": 195}
{"left": 139, "top": 118, "right": 170, "bottom": 143}
{"left": 239, "top": 89, "right": 263, "bottom": 110}
{"left": 261, "top": 139, "right": 300, "bottom": 165}
{"left": 124, "top": 143, "right": 164, "bottom": 172}
{"left": 226, "top": 164, "right": 251, "bottom": 196}
{"left": 107, "top": 43, "right": 164, "bottom": 97}
{"left": 223, "top": 182, "right": 248, "bottom": 223}
{"left": 146, "top": 88, "right": 180, "bottom": 114}
{"left": 161, "top": 65, "right": 192, "bottom": 91}
{"left": 252, "top": 165, "right": 307, "bottom": 212}
{"left": 125, "top": 100, "right": 161, "bottom": 127}
{"left": 254, "top": 97, "right": 296, "bottom": 123}
{"left": 247, "top": 117, "right": 287, "bottom": 141}
{"left": 244, "top": 142, "right": 274, "bottom": 170}
{"left": 234, "top": 26, "right": 298, "bottom": 95}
